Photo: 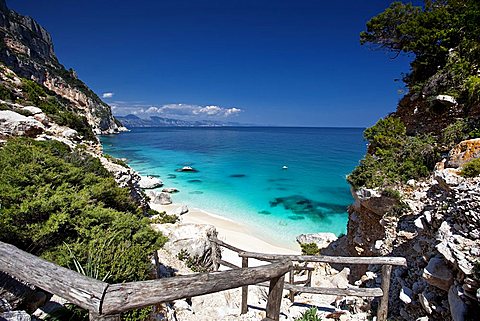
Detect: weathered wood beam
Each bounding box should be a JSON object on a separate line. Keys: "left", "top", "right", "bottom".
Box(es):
{"left": 377, "top": 264, "right": 392, "bottom": 321}
{"left": 265, "top": 274, "right": 285, "bottom": 321}
{"left": 257, "top": 282, "right": 383, "bottom": 297}
{"left": 101, "top": 260, "right": 291, "bottom": 314}
{"left": 218, "top": 259, "right": 240, "bottom": 270}
{"left": 238, "top": 251, "right": 407, "bottom": 266}
{"left": 209, "top": 236, "right": 243, "bottom": 253}
{"left": 241, "top": 257, "right": 249, "bottom": 314}
{"left": 0, "top": 242, "right": 107, "bottom": 314}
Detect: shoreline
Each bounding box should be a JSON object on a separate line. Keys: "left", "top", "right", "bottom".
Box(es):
{"left": 150, "top": 202, "right": 301, "bottom": 255}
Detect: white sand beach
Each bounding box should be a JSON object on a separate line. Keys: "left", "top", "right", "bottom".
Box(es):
{"left": 150, "top": 202, "right": 301, "bottom": 267}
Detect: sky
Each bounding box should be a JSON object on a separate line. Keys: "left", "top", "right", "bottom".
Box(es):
{"left": 8, "top": 0, "right": 417, "bottom": 127}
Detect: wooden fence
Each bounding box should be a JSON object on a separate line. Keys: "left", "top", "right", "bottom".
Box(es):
{"left": 0, "top": 241, "right": 291, "bottom": 321}
{"left": 210, "top": 236, "right": 407, "bottom": 321}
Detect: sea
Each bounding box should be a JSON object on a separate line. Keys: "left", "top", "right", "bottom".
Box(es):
{"left": 101, "top": 127, "right": 366, "bottom": 247}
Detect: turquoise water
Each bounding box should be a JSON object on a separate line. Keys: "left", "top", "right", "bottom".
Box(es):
{"left": 101, "top": 127, "right": 365, "bottom": 247}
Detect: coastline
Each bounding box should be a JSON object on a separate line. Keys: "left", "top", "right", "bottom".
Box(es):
{"left": 150, "top": 202, "right": 301, "bottom": 255}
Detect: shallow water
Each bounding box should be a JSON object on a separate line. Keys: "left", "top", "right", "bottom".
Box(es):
{"left": 101, "top": 127, "right": 366, "bottom": 246}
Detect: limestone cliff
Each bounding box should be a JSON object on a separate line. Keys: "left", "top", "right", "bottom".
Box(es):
{"left": 0, "top": 0, "right": 123, "bottom": 134}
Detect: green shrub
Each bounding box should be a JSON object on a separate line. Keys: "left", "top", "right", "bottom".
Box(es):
{"left": 295, "top": 307, "right": 320, "bottom": 321}
{"left": 381, "top": 188, "right": 402, "bottom": 200}
{"left": 104, "top": 153, "right": 129, "bottom": 167}
{"left": 442, "top": 119, "right": 470, "bottom": 148}
{"left": 300, "top": 243, "right": 320, "bottom": 256}
{"left": 348, "top": 117, "right": 439, "bottom": 189}
{"left": 0, "top": 138, "right": 166, "bottom": 285}
{"left": 150, "top": 209, "right": 179, "bottom": 224}
{"left": 460, "top": 158, "right": 480, "bottom": 177}
{"left": 0, "top": 83, "right": 15, "bottom": 101}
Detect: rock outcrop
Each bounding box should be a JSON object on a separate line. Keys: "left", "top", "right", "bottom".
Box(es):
{"left": 0, "top": 0, "right": 125, "bottom": 134}
{"left": 329, "top": 145, "right": 480, "bottom": 320}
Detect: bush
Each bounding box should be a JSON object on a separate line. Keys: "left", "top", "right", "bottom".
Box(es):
{"left": 381, "top": 188, "right": 402, "bottom": 200}
{"left": 300, "top": 243, "right": 320, "bottom": 256}
{"left": 295, "top": 307, "right": 320, "bottom": 321}
{"left": 348, "top": 117, "right": 439, "bottom": 189}
{"left": 0, "top": 138, "right": 166, "bottom": 284}
{"left": 460, "top": 158, "right": 480, "bottom": 177}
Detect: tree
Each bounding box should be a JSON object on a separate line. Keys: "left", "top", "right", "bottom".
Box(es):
{"left": 360, "top": 0, "right": 480, "bottom": 95}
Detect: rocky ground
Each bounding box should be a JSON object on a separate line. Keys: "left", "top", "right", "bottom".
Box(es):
{"left": 326, "top": 138, "right": 480, "bottom": 321}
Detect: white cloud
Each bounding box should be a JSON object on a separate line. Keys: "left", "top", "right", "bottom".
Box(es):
{"left": 102, "top": 92, "right": 114, "bottom": 98}
{"left": 111, "top": 102, "right": 242, "bottom": 119}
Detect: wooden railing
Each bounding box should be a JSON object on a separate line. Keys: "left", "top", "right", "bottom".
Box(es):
{"left": 210, "top": 236, "right": 407, "bottom": 321}
{"left": 0, "top": 241, "right": 291, "bottom": 321}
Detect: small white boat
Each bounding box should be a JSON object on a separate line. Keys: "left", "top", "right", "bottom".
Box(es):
{"left": 282, "top": 165, "right": 288, "bottom": 170}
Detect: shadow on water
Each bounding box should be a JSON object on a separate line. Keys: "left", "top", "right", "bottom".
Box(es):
{"left": 188, "top": 179, "right": 202, "bottom": 184}
{"left": 189, "top": 191, "right": 204, "bottom": 194}
{"left": 269, "top": 195, "right": 347, "bottom": 221}
{"left": 229, "top": 174, "right": 247, "bottom": 178}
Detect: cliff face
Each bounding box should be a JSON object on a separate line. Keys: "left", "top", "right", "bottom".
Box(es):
{"left": 0, "top": 0, "right": 123, "bottom": 134}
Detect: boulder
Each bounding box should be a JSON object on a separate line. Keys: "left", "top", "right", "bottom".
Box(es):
{"left": 422, "top": 257, "right": 453, "bottom": 291}
{"left": 0, "top": 110, "right": 44, "bottom": 137}
{"left": 352, "top": 188, "right": 399, "bottom": 216}
{"left": 162, "top": 187, "right": 179, "bottom": 193}
{"left": 447, "top": 138, "right": 480, "bottom": 168}
{"left": 61, "top": 128, "right": 78, "bottom": 140}
{"left": 434, "top": 168, "right": 464, "bottom": 191}
{"left": 21, "top": 106, "right": 42, "bottom": 115}
{"left": 139, "top": 175, "right": 163, "bottom": 189}
{"left": 296, "top": 232, "right": 338, "bottom": 250}
{"left": 148, "top": 191, "right": 172, "bottom": 205}
{"left": 173, "top": 205, "right": 189, "bottom": 216}
{"left": 151, "top": 223, "right": 219, "bottom": 271}
{"left": 399, "top": 286, "right": 413, "bottom": 304}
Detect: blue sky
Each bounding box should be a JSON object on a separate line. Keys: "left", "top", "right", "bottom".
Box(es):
{"left": 8, "top": 0, "right": 415, "bottom": 127}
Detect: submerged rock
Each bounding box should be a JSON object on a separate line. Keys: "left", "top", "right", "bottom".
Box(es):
{"left": 162, "top": 187, "right": 179, "bottom": 193}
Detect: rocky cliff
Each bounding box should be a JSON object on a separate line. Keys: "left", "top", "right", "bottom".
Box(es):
{"left": 0, "top": 0, "right": 123, "bottom": 134}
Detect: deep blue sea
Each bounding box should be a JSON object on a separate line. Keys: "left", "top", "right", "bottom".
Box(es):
{"left": 101, "top": 127, "right": 366, "bottom": 247}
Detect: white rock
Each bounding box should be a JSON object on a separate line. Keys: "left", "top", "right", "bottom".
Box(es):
{"left": 418, "top": 291, "right": 432, "bottom": 314}
{"left": 162, "top": 187, "right": 179, "bottom": 193}
{"left": 296, "top": 232, "right": 338, "bottom": 249}
{"left": 62, "top": 128, "right": 78, "bottom": 139}
{"left": 151, "top": 223, "right": 218, "bottom": 270}
{"left": 148, "top": 191, "right": 172, "bottom": 205}
{"left": 0, "top": 110, "right": 44, "bottom": 137}
{"left": 407, "top": 179, "right": 416, "bottom": 186}
{"left": 173, "top": 205, "right": 189, "bottom": 216}
{"left": 22, "top": 106, "right": 42, "bottom": 115}
{"left": 435, "top": 94, "right": 457, "bottom": 106}
{"left": 414, "top": 217, "right": 424, "bottom": 230}
{"left": 139, "top": 175, "right": 163, "bottom": 189}
{"left": 399, "top": 286, "right": 413, "bottom": 304}
{"left": 374, "top": 240, "right": 384, "bottom": 250}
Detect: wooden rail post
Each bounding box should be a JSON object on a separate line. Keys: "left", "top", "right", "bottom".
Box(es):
{"left": 288, "top": 269, "right": 295, "bottom": 302}
{"left": 377, "top": 264, "right": 392, "bottom": 321}
{"left": 241, "top": 257, "right": 249, "bottom": 314}
{"left": 265, "top": 274, "right": 285, "bottom": 321}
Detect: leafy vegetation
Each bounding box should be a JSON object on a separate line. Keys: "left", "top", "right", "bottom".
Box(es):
{"left": 300, "top": 243, "right": 320, "bottom": 256}
{"left": 177, "top": 249, "right": 209, "bottom": 273}
{"left": 0, "top": 138, "right": 167, "bottom": 285}
{"left": 361, "top": 0, "right": 480, "bottom": 101}
{"left": 460, "top": 158, "right": 480, "bottom": 178}
{"left": 348, "top": 117, "right": 439, "bottom": 189}
{"left": 104, "top": 153, "right": 129, "bottom": 167}
{"left": 294, "top": 307, "right": 321, "bottom": 321}
{"left": 149, "top": 209, "right": 179, "bottom": 224}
